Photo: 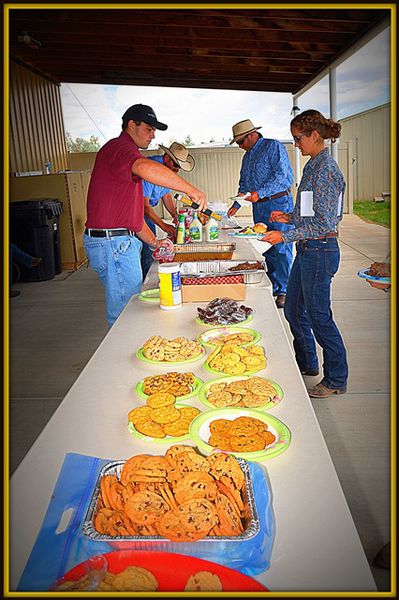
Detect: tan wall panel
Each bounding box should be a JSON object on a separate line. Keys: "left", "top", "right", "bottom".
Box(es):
{"left": 9, "top": 61, "right": 68, "bottom": 175}
{"left": 340, "top": 104, "right": 390, "bottom": 200}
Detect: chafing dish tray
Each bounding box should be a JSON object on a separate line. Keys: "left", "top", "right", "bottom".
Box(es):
{"left": 179, "top": 260, "right": 266, "bottom": 284}
{"left": 82, "top": 457, "right": 259, "bottom": 546}
{"left": 173, "top": 243, "right": 235, "bottom": 262}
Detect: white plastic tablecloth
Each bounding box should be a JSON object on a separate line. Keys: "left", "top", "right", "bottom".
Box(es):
{"left": 9, "top": 233, "right": 376, "bottom": 592}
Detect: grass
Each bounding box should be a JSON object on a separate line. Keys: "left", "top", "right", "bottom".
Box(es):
{"left": 353, "top": 200, "right": 391, "bottom": 228}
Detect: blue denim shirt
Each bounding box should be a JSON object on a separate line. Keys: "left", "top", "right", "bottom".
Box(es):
{"left": 282, "top": 148, "right": 346, "bottom": 243}
{"left": 142, "top": 155, "right": 170, "bottom": 207}
{"left": 233, "top": 137, "right": 294, "bottom": 209}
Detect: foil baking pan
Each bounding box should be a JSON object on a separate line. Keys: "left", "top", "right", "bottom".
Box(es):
{"left": 180, "top": 260, "right": 266, "bottom": 284}
{"left": 82, "top": 457, "right": 259, "bottom": 548}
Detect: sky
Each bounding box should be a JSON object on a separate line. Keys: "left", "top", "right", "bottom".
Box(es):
{"left": 60, "top": 28, "right": 390, "bottom": 148}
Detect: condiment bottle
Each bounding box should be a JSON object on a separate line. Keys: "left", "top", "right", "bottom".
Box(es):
{"left": 189, "top": 212, "right": 202, "bottom": 241}
{"left": 204, "top": 217, "right": 219, "bottom": 241}
{"left": 176, "top": 212, "right": 186, "bottom": 245}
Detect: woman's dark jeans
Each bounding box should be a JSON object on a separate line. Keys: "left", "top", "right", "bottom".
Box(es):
{"left": 284, "top": 238, "right": 348, "bottom": 390}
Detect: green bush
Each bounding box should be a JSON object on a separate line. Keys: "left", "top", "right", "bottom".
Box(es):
{"left": 353, "top": 200, "right": 391, "bottom": 228}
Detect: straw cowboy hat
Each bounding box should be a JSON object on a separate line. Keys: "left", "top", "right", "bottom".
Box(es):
{"left": 158, "top": 142, "right": 195, "bottom": 172}
{"left": 229, "top": 119, "right": 262, "bottom": 144}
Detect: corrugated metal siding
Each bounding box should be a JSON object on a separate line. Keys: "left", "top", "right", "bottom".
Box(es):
{"left": 9, "top": 61, "right": 68, "bottom": 175}
{"left": 340, "top": 104, "right": 390, "bottom": 200}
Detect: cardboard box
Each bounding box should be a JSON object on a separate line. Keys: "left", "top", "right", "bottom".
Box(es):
{"left": 182, "top": 283, "right": 246, "bottom": 302}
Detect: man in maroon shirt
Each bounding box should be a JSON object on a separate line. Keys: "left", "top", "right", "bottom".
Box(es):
{"left": 84, "top": 103, "right": 206, "bottom": 325}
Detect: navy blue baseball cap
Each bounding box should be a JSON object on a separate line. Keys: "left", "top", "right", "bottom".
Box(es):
{"left": 122, "top": 104, "right": 168, "bottom": 130}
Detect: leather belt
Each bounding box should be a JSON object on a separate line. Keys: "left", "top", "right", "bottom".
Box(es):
{"left": 298, "top": 232, "right": 338, "bottom": 242}
{"left": 84, "top": 228, "right": 134, "bottom": 238}
{"left": 258, "top": 189, "right": 291, "bottom": 203}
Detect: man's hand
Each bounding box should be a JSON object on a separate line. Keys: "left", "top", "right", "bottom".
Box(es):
{"left": 227, "top": 206, "right": 239, "bottom": 218}
{"left": 260, "top": 231, "right": 284, "bottom": 245}
{"left": 187, "top": 189, "right": 207, "bottom": 211}
{"left": 246, "top": 191, "right": 259, "bottom": 203}
{"left": 161, "top": 222, "right": 177, "bottom": 239}
{"left": 270, "top": 210, "right": 291, "bottom": 223}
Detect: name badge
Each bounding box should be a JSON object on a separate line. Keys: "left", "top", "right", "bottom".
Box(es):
{"left": 300, "top": 191, "right": 314, "bottom": 217}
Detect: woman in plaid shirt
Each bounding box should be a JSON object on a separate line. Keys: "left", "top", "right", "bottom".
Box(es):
{"left": 261, "top": 110, "right": 348, "bottom": 398}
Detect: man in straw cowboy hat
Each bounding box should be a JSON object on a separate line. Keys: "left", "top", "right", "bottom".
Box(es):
{"left": 141, "top": 142, "right": 195, "bottom": 278}
{"left": 84, "top": 104, "right": 206, "bottom": 326}
{"left": 227, "top": 118, "right": 294, "bottom": 308}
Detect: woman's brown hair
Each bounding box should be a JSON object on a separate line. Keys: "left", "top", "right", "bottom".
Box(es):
{"left": 290, "top": 109, "right": 341, "bottom": 143}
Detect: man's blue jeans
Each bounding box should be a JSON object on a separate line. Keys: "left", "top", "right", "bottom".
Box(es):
{"left": 83, "top": 233, "right": 143, "bottom": 327}
{"left": 283, "top": 238, "right": 348, "bottom": 389}
{"left": 253, "top": 196, "right": 294, "bottom": 295}
{"left": 140, "top": 217, "right": 156, "bottom": 281}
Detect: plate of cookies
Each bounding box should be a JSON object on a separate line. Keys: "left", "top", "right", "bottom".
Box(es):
{"left": 128, "top": 394, "right": 201, "bottom": 443}
{"left": 190, "top": 407, "right": 291, "bottom": 461}
{"left": 135, "top": 372, "right": 203, "bottom": 402}
{"left": 197, "top": 326, "right": 261, "bottom": 348}
{"left": 52, "top": 550, "right": 268, "bottom": 592}
{"left": 137, "top": 335, "right": 205, "bottom": 365}
{"left": 199, "top": 375, "right": 283, "bottom": 410}
{"left": 204, "top": 344, "right": 267, "bottom": 376}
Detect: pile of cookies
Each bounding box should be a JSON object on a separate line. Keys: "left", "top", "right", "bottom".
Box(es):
{"left": 93, "top": 447, "right": 248, "bottom": 542}
{"left": 205, "top": 331, "right": 255, "bottom": 347}
{"left": 206, "top": 344, "right": 267, "bottom": 375}
{"left": 208, "top": 416, "right": 276, "bottom": 452}
{"left": 54, "top": 566, "right": 158, "bottom": 592}
{"left": 142, "top": 372, "right": 196, "bottom": 397}
{"left": 128, "top": 393, "right": 200, "bottom": 439}
{"left": 206, "top": 376, "right": 278, "bottom": 408}
{"left": 142, "top": 336, "right": 202, "bottom": 362}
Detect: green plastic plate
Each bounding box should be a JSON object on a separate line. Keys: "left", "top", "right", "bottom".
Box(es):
{"left": 135, "top": 375, "right": 204, "bottom": 402}
{"left": 197, "top": 326, "right": 261, "bottom": 348}
{"left": 204, "top": 348, "right": 267, "bottom": 376}
{"left": 189, "top": 407, "right": 291, "bottom": 461}
{"left": 195, "top": 313, "right": 254, "bottom": 328}
{"left": 128, "top": 403, "right": 197, "bottom": 443}
{"left": 198, "top": 375, "right": 283, "bottom": 410}
{"left": 136, "top": 346, "right": 206, "bottom": 366}
{"left": 138, "top": 288, "right": 160, "bottom": 302}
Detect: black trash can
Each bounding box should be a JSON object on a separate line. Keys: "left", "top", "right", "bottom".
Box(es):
{"left": 10, "top": 199, "right": 63, "bottom": 281}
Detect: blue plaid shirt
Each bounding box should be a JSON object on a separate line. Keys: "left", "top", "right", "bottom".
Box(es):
{"left": 142, "top": 155, "right": 170, "bottom": 207}
{"left": 233, "top": 137, "right": 294, "bottom": 208}
{"left": 282, "top": 148, "right": 345, "bottom": 243}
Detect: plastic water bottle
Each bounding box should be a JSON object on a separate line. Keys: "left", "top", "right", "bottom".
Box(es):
{"left": 44, "top": 159, "right": 52, "bottom": 174}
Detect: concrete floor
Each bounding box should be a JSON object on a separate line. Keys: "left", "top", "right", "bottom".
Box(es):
{"left": 8, "top": 214, "right": 392, "bottom": 592}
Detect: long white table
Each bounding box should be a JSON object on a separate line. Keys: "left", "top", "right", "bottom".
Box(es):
{"left": 10, "top": 233, "right": 376, "bottom": 592}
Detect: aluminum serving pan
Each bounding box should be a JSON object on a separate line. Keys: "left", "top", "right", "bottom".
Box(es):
{"left": 173, "top": 243, "right": 235, "bottom": 262}
{"left": 179, "top": 260, "right": 266, "bottom": 284}
{"left": 82, "top": 457, "right": 259, "bottom": 549}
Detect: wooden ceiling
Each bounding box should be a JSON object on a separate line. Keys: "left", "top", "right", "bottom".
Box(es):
{"left": 9, "top": 7, "right": 389, "bottom": 94}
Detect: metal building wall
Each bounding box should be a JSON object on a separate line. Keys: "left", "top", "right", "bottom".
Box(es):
{"left": 339, "top": 103, "right": 390, "bottom": 201}
{"left": 9, "top": 60, "right": 68, "bottom": 175}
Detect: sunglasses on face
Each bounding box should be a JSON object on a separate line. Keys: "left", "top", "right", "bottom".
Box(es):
{"left": 236, "top": 134, "right": 248, "bottom": 146}
{"left": 292, "top": 133, "right": 308, "bottom": 143}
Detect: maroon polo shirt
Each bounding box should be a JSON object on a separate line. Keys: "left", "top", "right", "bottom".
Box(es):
{"left": 85, "top": 131, "right": 144, "bottom": 231}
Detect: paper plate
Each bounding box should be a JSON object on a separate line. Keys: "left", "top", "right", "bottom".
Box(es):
{"left": 52, "top": 550, "right": 268, "bottom": 592}
{"left": 198, "top": 375, "right": 283, "bottom": 410}
{"left": 128, "top": 403, "right": 198, "bottom": 443}
{"left": 136, "top": 346, "right": 205, "bottom": 366}
{"left": 229, "top": 232, "right": 264, "bottom": 239}
{"left": 197, "top": 326, "right": 261, "bottom": 348}
{"left": 190, "top": 407, "right": 291, "bottom": 462}
{"left": 229, "top": 192, "right": 251, "bottom": 202}
{"left": 135, "top": 375, "right": 203, "bottom": 401}
{"left": 357, "top": 268, "right": 390, "bottom": 284}
{"left": 138, "top": 288, "right": 160, "bottom": 302}
{"left": 195, "top": 313, "right": 254, "bottom": 328}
